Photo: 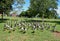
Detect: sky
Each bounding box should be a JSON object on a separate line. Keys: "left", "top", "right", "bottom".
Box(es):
{"left": 56, "top": 0, "right": 60, "bottom": 16}
{"left": 23, "top": 0, "right": 30, "bottom": 11}
{"left": 11, "top": 0, "right": 60, "bottom": 16}
{"left": 10, "top": 0, "right": 30, "bottom": 15}
{"left": 12, "top": 0, "right": 30, "bottom": 11}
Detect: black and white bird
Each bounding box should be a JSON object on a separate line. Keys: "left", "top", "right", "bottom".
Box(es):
{"left": 4, "top": 23, "right": 11, "bottom": 30}
{"left": 40, "top": 24, "right": 44, "bottom": 31}
{"left": 46, "top": 24, "right": 50, "bottom": 30}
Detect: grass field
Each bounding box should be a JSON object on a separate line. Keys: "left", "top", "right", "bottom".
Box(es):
{"left": 0, "top": 16, "right": 60, "bottom": 41}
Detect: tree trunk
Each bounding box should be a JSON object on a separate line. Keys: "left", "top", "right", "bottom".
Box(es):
{"left": 2, "top": 12, "right": 4, "bottom": 20}
{"left": 42, "top": 14, "right": 44, "bottom": 24}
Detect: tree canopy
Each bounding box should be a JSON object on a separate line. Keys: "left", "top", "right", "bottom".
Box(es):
{"left": 24, "top": 0, "right": 58, "bottom": 18}
{"left": 0, "top": 0, "right": 25, "bottom": 19}
{"left": 0, "top": 0, "right": 13, "bottom": 13}
{"left": 0, "top": 0, "right": 25, "bottom": 13}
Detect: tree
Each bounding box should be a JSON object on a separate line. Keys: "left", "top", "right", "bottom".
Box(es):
{"left": 29, "top": 0, "right": 58, "bottom": 18}
{"left": 0, "top": 0, "right": 25, "bottom": 19}
{"left": 0, "top": 0, "right": 13, "bottom": 19}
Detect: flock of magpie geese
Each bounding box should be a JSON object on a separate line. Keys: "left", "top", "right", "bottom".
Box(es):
{"left": 3, "top": 20, "right": 56, "bottom": 33}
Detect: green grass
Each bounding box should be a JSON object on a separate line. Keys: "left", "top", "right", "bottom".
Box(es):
{"left": 0, "top": 16, "right": 60, "bottom": 41}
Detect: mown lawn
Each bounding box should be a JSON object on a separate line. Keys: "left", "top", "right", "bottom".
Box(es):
{"left": 0, "top": 16, "right": 60, "bottom": 41}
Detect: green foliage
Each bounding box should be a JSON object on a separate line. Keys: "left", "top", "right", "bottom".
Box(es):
{"left": 22, "top": 0, "right": 58, "bottom": 18}
{"left": 0, "top": 0, "right": 25, "bottom": 19}
{"left": 0, "top": 0, "right": 13, "bottom": 12}
{"left": 0, "top": 0, "right": 14, "bottom": 19}
{"left": 20, "top": 11, "right": 32, "bottom": 17}
{"left": 0, "top": 0, "right": 25, "bottom": 14}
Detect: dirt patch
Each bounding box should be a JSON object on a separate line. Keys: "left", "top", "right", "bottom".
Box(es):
{"left": 53, "top": 31, "right": 60, "bottom": 38}
{"left": 20, "top": 35, "right": 29, "bottom": 41}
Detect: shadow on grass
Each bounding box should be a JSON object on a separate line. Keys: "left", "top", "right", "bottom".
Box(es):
{"left": 49, "top": 21, "right": 60, "bottom": 24}
{"left": 24, "top": 20, "right": 60, "bottom": 24}
{"left": 0, "top": 18, "right": 9, "bottom": 23}
{"left": 0, "top": 18, "right": 60, "bottom": 24}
